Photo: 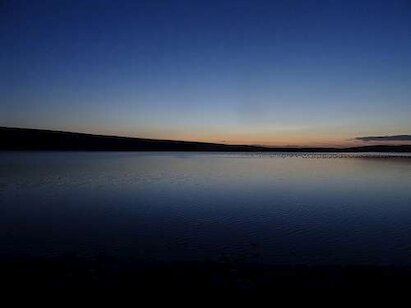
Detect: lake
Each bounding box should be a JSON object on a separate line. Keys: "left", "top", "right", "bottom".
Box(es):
{"left": 1, "top": 151, "right": 411, "bottom": 266}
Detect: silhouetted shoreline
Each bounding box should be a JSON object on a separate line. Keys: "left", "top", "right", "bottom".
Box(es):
{"left": 2, "top": 127, "right": 411, "bottom": 152}
{"left": 2, "top": 255, "right": 411, "bottom": 291}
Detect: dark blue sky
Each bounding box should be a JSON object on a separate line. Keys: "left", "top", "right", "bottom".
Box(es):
{"left": 1, "top": 0, "right": 411, "bottom": 146}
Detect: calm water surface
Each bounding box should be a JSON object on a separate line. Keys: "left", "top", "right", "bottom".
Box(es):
{"left": 1, "top": 152, "right": 411, "bottom": 265}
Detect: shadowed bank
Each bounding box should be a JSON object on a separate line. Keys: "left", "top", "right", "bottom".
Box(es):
{"left": 3, "top": 256, "right": 411, "bottom": 291}
{"left": 2, "top": 127, "right": 411, "bottom": 152}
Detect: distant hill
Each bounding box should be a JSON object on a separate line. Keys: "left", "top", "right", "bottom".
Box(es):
{"left": 1, "top": 127, "right": 411, "bottom": 152}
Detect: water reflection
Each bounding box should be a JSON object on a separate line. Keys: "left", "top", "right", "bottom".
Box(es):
{"left": 1, "top": 152, "right": 411, "bottom": 265}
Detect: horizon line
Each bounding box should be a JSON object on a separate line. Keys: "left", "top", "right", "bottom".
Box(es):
{"left": 2, "top": 126, "right": 411, "bottom": 150}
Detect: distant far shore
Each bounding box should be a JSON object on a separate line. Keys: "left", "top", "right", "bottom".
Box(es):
{"left": 1, "top": 127, "right": 411, "bottom": 152}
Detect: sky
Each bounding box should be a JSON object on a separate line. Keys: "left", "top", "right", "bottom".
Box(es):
{"left": 1, "top": 0, "right": 411, "bottom": 147}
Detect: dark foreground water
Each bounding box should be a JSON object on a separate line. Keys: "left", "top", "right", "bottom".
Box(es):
{"left": 1, "top": 151, "right": 411, "bottom": 268}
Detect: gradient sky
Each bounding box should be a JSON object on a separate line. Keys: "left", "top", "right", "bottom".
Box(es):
{"left": 1, "top": 0, "right": 411, "bottom": 146}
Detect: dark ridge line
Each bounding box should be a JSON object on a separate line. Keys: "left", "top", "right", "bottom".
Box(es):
{"left": 1, "top": 127, "right": 411, "bottom": 152}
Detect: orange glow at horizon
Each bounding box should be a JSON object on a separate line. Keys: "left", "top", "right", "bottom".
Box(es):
{"left": 93, "top": 129, "right": 380, "bottom": 148}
